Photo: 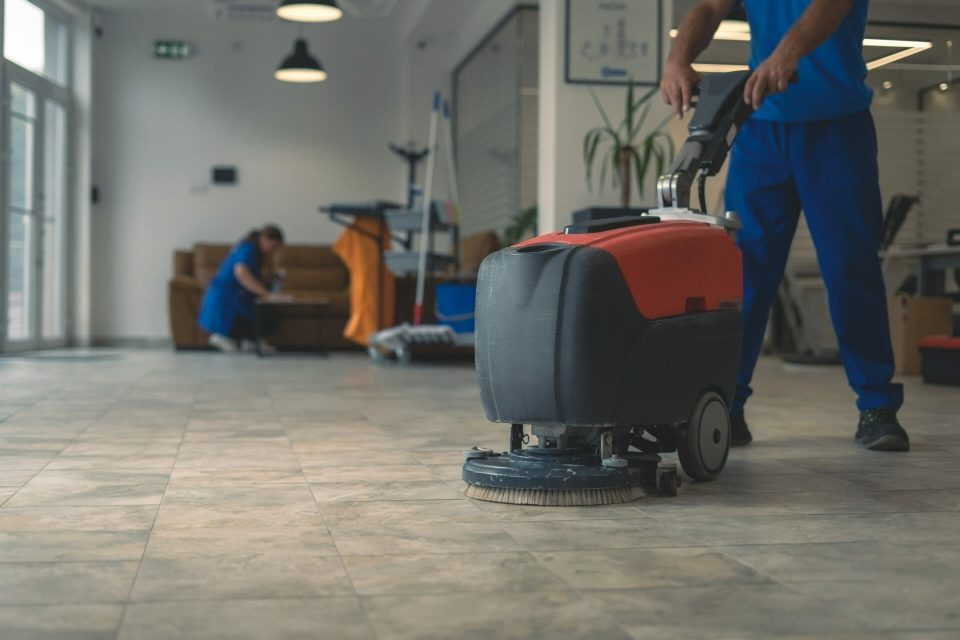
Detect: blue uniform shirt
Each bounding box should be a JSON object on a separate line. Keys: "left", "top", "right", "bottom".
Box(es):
{"left": 198, "top": 241, "right": 260, "bottom": 336}
{"left": 737, "top": 0, "right": 873, "bottom": 122}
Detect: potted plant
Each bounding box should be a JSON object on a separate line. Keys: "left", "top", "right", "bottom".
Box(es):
{"left": 502, "top": 205, "right": 538, "bottom": 245}
{"left": 583, "top": 81, "right": 675, "bottom": 208}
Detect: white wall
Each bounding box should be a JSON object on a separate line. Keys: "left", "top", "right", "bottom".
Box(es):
{"left": 91, "top": 6, "right": 406, "bottom": 341}
{"left": 538, "top": 0, "right": 677, "bottom": 232}
{"left": 394, "top": 0, "right": 526, "bottom": 213}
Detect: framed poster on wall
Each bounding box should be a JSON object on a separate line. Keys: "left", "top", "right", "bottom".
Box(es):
{"left": 565, "top": 0, "right": 662, "bottom": 85}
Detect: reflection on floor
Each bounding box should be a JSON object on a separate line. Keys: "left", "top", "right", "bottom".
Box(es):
{"left": 0, "top": 350, "right": 958, "bottom": 639}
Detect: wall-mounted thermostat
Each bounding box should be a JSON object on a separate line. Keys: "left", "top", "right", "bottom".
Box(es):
{"left": 212, "top": 166, "right": 238, "bottom": 185}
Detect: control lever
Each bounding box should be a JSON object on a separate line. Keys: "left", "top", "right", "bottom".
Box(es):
{"left": 657, "top": 71, "right": 798, "bottom": 213}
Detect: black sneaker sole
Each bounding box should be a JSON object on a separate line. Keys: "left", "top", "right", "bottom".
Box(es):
{"left": 859, "top": 434, "right": 910, "bottom": 452}
{"left": 731, "top": 435, "right": 752, "bottom": 447}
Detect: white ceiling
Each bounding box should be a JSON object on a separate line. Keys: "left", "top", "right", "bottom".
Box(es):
{"left": 87, "top": 0, "right": 397, "bottom": 15}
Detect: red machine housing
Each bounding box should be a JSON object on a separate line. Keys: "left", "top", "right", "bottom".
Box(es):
{"left": 475, "top": 216, "right": 743, "bottom": 428}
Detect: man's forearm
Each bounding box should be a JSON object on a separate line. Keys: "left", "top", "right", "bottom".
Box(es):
{"left": 667, "top": 2, "right": 728, "bottom": 66}
{"left": 774, "top": 0, "right": 855, "bottom": 65}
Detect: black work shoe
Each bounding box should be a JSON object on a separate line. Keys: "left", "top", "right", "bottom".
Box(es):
{"left": 730, "top": 412, "right": 753, "bottom": 447}
{"left": 855, "top": 408, "right": 910, "bottom": 452}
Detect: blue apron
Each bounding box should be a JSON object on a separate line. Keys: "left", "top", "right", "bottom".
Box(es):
{"left": 198, "top": 241, "right": 260, "bottom": 336}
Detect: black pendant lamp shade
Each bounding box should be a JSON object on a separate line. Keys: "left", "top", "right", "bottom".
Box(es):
{"left": 276, "top": 0, "right": 343, "bottom": 23}
{"left": 275, "top": 38, "right": 327, "bottom": 83}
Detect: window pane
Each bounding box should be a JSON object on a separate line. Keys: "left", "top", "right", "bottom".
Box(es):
{"left": 4, "top": 0, "right": 45, "bottom": 75}
{"left": 9, "top": 86, "right": 36, "bottom": 211}
{"left": 6, "top": 84, "right": 37, "bottom": 342}
{"left": 4, "top": 0, "right": 68, "bottom": 85}
{"left": 42, "top": 101, "right": 68, "bottom": 339}
{"left": 7, "top": 213, "right": 35, "bottom": 341}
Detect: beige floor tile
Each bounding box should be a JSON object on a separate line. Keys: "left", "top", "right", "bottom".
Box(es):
{"left": 501, "top": 518, "right": 697, "bottom": 551}
{"left": 152, "top": 501, "right": 323, "bottom": 530}
{"left": 0, "top": 530, "right": 149, "bottom": 562}
{"left": 791, "top": 579, "right": 960, "bottom": 632}
{"left": 588, "top": 584, "right": 866, "bottom": 639}
{"left": 0, "top": 603, "right": 124, "bottom": 640}
{"left": 308, "top": 481, "right": 463, "bottom": 502}
{"left": 363, "top": 590, "right": 630, "bottom": 640}
{"left": 144, "top": 526, "right": 338, "bottom": 557}
{"left": 166, "top": 467, "right": 305, "bottom": 485}
{"left": 131, "top": 552, "right": 351, "bottom": 601}
{"left": 329, "top": 521, "right": 521, "bottom": 555}
{"left": 318, "top": 498, "right": 490, "bottom": 526}
{"left": 303, "top": 464, "right": 439, "bottom": 483}
{"left": 0, "top": 505, "right": 157, "bottom": 531}
{"left": 7, "top": 470, "right": 169, "bottom": 507}
{"left": 343, "top": 551, "right": 563, "bottom": 595}
{"left": 0, "top": 561, "right": 138, "bottom": 605}
{"left": 717, "top": 541, "right": 960, "bottom": 583}
{"left": 0, "top": 468, "right": 39, "bottom": 487}
{"left": 532, "top": 547, "right": 765, "bottom": 590}
{"left": 119, "top": 597, "right": 372, "bottom": 640}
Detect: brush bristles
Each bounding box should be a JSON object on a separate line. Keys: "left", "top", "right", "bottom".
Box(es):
{"left": 464, "top": 484, "right": 645, "bottom": 506}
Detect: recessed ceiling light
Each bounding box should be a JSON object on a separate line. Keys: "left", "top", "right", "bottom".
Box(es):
{"left": 670, "top": 24, "right": 933, "bottom": 71}
{"left": 882, "top": 80, "right": 893, "bottom": 90}
{"left": 940, "top": 82, "right": 950, "bottom": 91}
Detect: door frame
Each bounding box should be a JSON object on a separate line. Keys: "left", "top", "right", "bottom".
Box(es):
{"left": 1, "top": 59, "right": 72, "bottom": 352}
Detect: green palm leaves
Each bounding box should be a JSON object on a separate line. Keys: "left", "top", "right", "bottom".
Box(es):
{"left": 583, "top": 80, "right": 675, "bottom": 207}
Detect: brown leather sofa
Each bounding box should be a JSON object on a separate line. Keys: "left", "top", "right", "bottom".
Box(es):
{"left": 168, "top": 243, "right": 354, "bottom": 350}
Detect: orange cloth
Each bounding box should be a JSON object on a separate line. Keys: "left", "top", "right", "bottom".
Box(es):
{"left": 333, "top": 217, "right": 395, "bottom": 346}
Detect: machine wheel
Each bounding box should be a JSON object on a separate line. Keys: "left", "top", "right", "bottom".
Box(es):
{"left": 656, "top": 462, "right": 680, "bottom": 497}
{"left": 395, "top": 345, "right": 412, "bottom": 365}
{"left": 677, "top": 390, "right": 730, "bottom": 481}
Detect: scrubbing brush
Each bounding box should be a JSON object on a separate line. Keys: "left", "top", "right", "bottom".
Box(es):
{"left": 464, "top": 484, "right": 645, "bottom": 506}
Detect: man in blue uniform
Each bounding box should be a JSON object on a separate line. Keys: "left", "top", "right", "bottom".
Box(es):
{"left": 662, "top": 0, "right": 909, "bottom": 451}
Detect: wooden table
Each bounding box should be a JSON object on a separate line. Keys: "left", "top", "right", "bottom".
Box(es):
{"left": 255, "top": 297, "right": 331, "bottom": 357}
{"left": 881, "top": 244, "right": 960, "bottom": 296}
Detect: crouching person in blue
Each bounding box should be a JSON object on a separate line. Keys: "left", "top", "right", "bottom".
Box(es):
{"left": 199, "top": 224, "right": 285, "bottom": 353}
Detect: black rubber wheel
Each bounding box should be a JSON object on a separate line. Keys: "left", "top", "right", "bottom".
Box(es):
{"left": 677, "top": 390, "right": 730, "bottom": 481}
{"left": 658, "top": 471, "right": 679, "bottom": 497}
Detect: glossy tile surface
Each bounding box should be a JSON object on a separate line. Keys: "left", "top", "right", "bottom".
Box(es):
{"left": 0, "top": 350, "right": 957, "bottom": 639}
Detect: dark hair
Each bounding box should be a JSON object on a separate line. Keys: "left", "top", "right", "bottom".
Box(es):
{"left": 242, "top": 224, "right": 285, "bottom": 266}
{"left": 243, "top": 224, "right": 285, "bottom": 246}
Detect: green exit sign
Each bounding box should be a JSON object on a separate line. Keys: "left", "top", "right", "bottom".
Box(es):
{"left": 154, "top": 40, "right": 193, "bottom": 60}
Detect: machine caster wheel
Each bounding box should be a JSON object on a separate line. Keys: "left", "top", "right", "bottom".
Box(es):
{"left": 677, "top": 390, "right": 730, "bottom": 481}
{"left": 656, "top": 461, "right": 680, "bottom": 496}
{"left": 368, "top": 346, "right": 387, "bottom": 364}
{"left": 368, "top": 345, "right": 412, "bottom": 365}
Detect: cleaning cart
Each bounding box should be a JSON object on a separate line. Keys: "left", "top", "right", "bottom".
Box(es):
{"left": 369, "top": 92, "right": 474, "bottom": 363}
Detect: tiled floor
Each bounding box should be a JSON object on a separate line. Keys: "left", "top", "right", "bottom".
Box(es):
{"left": 0, "top": 350, "right": 959, "bottom": 639}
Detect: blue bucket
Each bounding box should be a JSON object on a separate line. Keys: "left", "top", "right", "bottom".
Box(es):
{"left": 435, "top": 283, "right": 476, "bottom": 334}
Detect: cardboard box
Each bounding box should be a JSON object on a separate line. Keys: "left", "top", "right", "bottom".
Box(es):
{"left": 888, "top": 296, "right": 954, "bottom": 375}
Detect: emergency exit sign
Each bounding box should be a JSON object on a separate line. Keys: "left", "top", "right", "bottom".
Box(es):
{"left": 154, "top": 40, "right": 193, "bottom": 60}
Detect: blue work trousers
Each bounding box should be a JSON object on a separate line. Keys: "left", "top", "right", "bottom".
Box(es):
{"left": 725, "top": 109, "right": 903, "bottom": 414}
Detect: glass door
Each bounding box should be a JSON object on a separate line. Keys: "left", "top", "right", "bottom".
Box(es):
{"left": 2, "top": 0, "right": 71, "bottom": 352}
{"left": 5, "top": 82, "right": 39, "bottom": 347}
{"left": 3, "top": 73, "right": 69, "bottom": 350}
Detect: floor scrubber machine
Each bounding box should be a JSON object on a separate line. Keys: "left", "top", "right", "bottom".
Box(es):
{"left": 464, "top": 71, "right": 756, "bottom": 505}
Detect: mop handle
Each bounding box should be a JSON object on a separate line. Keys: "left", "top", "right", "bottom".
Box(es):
{"left": 414, "top": 91, "right": 441, "bottom": 326}
{"left": 442, "top": 100, "right": 460, "bottom": 207}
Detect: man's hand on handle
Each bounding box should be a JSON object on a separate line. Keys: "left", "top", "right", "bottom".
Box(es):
{"left": 744, "top": 52, "right": 799, "bottom": 108}
{"left": 661, "top": 61, "right": 700, "bottom": 119}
